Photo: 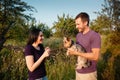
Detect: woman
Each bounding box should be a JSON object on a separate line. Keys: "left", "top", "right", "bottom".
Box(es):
{"left": 24, "top": 28, "right": 50, "bottom": 80}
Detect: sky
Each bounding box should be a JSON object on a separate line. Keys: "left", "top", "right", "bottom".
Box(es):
{"left": 23, "top": 0, "right": 104, "bottom": 27}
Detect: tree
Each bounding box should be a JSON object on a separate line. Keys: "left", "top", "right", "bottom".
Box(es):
{"left": 95, "top": 0, "right": 120, "bottom": 31}
{"left": 37, "top": 23, "right": 52, "bottom": 38}
{"left": 90, "top": 15, "right": 112, "bottom": 35}
{"left": 101, "top": 0, "right": 120, "bottom": 45}
{"left": 91, "top": 0, "right": 120, "bottom": 44}
{"left": 52, "top": 14, "right": 77, "bottom": 37}
{"left": 0, "top": 0, "right": 35, "bottom": 51}
{"left": 30, "top": 22, "right": 52, "bottom": 38}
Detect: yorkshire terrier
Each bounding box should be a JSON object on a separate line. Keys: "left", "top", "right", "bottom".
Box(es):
{"left": 63, "top": 37, "right": 90, "bottom": 69}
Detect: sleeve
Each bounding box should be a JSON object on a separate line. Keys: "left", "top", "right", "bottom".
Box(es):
{"left": 91, "top": 33, "right": 101, "bottom": 48}
{"left": 24, "top": 45, "right": 33, "bottom": 56}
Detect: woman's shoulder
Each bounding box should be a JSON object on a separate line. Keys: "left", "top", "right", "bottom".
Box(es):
{"left": 24, "top": 44, "right": 36, "bottom": 52}
{"left": 24, "top": 45, "right": 34, "bottom": 56}
{"left": 25, "top": 44, "right": 33, "bottom": 49}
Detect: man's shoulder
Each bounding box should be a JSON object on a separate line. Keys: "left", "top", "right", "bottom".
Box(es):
{"left": 76, "top": 32, "right": 82, "bottom": 37}
{"left": 90, "top": 30, "right": 98, "bottom": 34}
{"left": 90, "top": 30, "right": 101, "bottom": 42}
{"left": 90, "top": 30, "right": 100, "bottom": 36}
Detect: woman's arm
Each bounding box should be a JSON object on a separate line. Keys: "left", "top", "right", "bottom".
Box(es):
{"left": 25, "top": 47, "right": 50, "bottom": 72}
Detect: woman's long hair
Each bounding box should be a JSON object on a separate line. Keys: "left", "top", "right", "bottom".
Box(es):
{"left": 27, "top": 28, "right": 41, "bottom": 45}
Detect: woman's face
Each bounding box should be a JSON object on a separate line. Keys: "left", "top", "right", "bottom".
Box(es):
{"left": 36, "top": 31, "right": 44, "bottom": 44}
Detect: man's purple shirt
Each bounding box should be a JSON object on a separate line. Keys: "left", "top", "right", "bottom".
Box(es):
{"left": 76, "top": 30, "right": 101, "bottom": 73}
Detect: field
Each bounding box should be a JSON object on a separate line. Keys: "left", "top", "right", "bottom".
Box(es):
{"left": 0, "top": 36, "right": 120, "bottom": 80}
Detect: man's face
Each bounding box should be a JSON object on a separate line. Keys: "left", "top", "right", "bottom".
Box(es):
{"left": 75, "top": 17, "right": 87, "bottom": 32}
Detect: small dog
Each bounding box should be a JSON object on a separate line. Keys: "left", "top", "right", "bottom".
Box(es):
{"left": 63, "top": 37, "right": 90, "bottom": 69}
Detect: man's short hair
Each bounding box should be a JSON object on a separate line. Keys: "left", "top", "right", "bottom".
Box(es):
{"left": 75, "top": 12, "right": 90, "bottom": 26}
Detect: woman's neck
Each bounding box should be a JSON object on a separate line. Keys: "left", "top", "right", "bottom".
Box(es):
{"left": 32, "top": 42, "right": 40, "bottom": 50}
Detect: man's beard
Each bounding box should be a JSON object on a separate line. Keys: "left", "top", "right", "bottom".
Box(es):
{"left": 79, "top": 27, "right": 85, "bottom": 33}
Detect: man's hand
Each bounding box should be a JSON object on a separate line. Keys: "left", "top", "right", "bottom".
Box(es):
{"left": 67, "top": 48, "right": 78, "bottom": 56}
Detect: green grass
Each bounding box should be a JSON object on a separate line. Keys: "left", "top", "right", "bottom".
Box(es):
{"left": 44, "top": 37, "right": 76, "bottom": 80}
{"left": 0, "top": 36, "right": 120, "bottom": 80}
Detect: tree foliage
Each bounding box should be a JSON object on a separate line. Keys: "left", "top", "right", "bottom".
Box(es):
{"left": 29, "top": 22, "right": 52, "bottom": 38}
{"left": 91, "top": 0, "right": 120, "bottom": 44}
{"left": 52, "top": 14, "right": 78, "bottom": 37}
{"left": 94, "top": 0, "right": 120, "bottom": 31}
{"left": 102, "top": 0, "right": 120, "bottom": 44}
{"left": 90, "top": 15, "right": 112, "bottom": 35}
{"left": 93, "top": 1, "right": 120, "bottom": 80}
{"left": 37, "top": 23, "right": 52, "bottom": 38}
{"left": 0, "top": 0, "right": 35, "bottom": 51}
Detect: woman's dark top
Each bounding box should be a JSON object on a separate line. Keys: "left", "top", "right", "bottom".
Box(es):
{"left": 24, "top": 44, "right": 46, "bottom": 80}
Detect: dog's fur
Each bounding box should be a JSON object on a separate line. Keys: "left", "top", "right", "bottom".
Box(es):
{"left": 63, "top": 37, "right": 90, "bottom": 69}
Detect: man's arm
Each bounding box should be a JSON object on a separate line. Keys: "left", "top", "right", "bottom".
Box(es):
{"left": 67, "top": 48, "right": 100, "bottom": 61}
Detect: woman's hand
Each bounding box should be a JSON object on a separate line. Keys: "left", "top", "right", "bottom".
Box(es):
{"left": 43, "top": 47, "right": 51, "bottom": 57}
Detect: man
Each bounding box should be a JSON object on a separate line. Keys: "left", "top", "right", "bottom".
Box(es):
{"left": 68, "top": 12, "right": 101, "bottom": 80}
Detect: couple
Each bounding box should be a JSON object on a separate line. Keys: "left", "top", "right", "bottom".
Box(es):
{"left": 24, "top": 12, "right": 101, "bottom": 80}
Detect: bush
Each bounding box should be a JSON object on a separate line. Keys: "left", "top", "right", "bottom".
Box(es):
{"left": 0, "top": 48, "right": 28, "bottom": 80}
{"left": 0, "top": 37, "right": 120, "bottom": 80}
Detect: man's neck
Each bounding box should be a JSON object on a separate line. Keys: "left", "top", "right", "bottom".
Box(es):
{"left": 83, "top": 26, "right": 90, "bottom": 34}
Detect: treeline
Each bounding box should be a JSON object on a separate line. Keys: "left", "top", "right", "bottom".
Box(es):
{"left": 0, "top": 0, "right": 120, "bottom": 51}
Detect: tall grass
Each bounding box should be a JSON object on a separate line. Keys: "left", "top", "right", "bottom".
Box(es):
{"left": 0, "top": 36, "right": 120, "bottom": 80}
{"left": 43, "top": 37, "right": 76, "bottom": 80}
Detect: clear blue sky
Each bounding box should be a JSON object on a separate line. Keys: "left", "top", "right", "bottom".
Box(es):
{"left": 23, "top": 0, "right": 104, "bottom": 27}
